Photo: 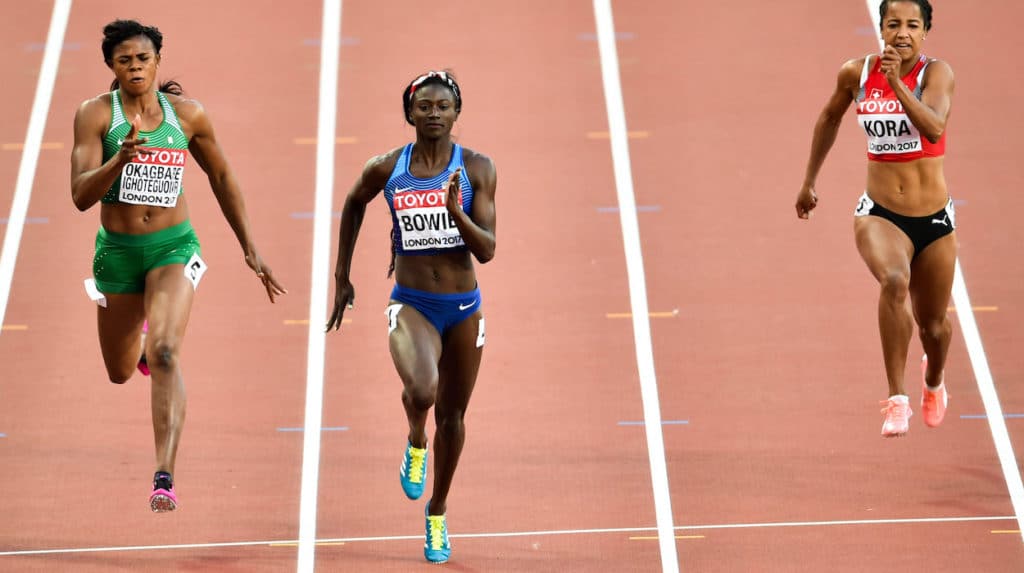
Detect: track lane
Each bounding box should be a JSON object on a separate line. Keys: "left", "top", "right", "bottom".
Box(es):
{"left": 611, "top": 0, "right": 1024, "bottom": 570}
{"left": 1, "top": 2, "right": 321, "bottom": 570}
{"left": 2, "top": 1, "right": 1020, "bottom": 572}
{"left": 0, "top": 4, "right": 51, "bottom": 228}
{"left": 316, "top": 0, "right": 663, "bottom": 570}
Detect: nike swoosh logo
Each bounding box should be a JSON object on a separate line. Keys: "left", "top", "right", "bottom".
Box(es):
{"left": 395, "top": 187, "right": 413, "bottom": 193}
{"left": 458, "top": 300, "right": 477, "bottom": 311}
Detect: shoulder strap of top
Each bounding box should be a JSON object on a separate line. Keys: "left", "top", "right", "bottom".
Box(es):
{"left": 109, "top": 90, "right": 127, "bottom": 133}
{"left": 913, "top": 55, "right": 931, "bottom": 99}
{"left": 386, "top": 143, "right": 414, "bottom": 184}
{"left": 856, "top": 55, "right": 874, "bottom": 102}
{"left": 157, "top": 92, "right": 185, "bottom": 137}
{"left": 859, "top": 54, "right": 874, "bottom": 88}
{"left": 451, "top": 144, "right": 465, "bottom": 170}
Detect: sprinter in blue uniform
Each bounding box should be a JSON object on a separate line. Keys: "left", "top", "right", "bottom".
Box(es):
{"left": 327, "top": 70, "right": 497, "bottom": 564}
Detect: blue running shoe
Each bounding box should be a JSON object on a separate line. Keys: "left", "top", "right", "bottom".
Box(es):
{"left": 400, "top": 442, "right": 428, "bottom": 500}
{"left": 424, "top": 501, "right": 451, "bottom": 563}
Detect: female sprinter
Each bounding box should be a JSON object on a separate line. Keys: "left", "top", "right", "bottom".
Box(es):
{"left": 795, "top": 0, "right": 954, "bottom": 437}
{"left": 70, "top": 20, "right": 285, "bottom": 512}
{"left": 326, "top": 70, "right": 497, "bottom": 563}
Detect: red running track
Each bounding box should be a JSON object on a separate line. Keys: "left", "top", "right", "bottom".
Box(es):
{"left": 0, "top": 1, "right": 1022, "bottom": 572}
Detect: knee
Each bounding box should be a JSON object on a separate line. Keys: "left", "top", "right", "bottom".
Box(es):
{"left": 107, "top": 368, "right": 133, "bottom": 385}
{"left": 918, "top": 317, "right": 950, "bottom": 343}
{"left": 148, "top": 337, "right": 181, "bottom": 373}
{"left": 403, "top": 380, "right": 437, "bottom": 411}
{"left": 435, "top": 409, "right": 466, "bottom": 434}
{"left": 879, "top": 270, "right": 910, "bottom": 301}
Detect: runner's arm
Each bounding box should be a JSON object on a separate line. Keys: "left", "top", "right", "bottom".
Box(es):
{"left": 884, "top": 52, "right": 953, "bottom": 144}
{"left": 70, "top": 98, "right": 144, "bottom": 211}
{"left": 326, "top": 153, "right": 391, "bottom": 331}
{"left": 801, "top": 59, "right": 858, "bottom": 191}
{"left": 796, "top": 59, "right": 859, "bottom": 218}
{"left": 333, "top": 154, "right": 391, "bottom": 282}
{"left": 450, "top": 151, "right": 496, "bottom": 263}
{"left": 184, "top": 99, "right": 285, "bottom": 300}
{"left": 184, "top": 101, "right": 257, "bottom": 254}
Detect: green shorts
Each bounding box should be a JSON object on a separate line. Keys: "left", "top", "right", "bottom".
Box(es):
{"left": 92, "top": 220, "right": 202, "bottom": 294}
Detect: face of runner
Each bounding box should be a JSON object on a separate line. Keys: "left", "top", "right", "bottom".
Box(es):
{"left": 408, "top": 84, "right": 459, "bottom": 140}
{"left": 107, "top": 35, "right": 160, "bottom": 96}
{"left": 881, "top": 1, "right": 927, "bottom": 61}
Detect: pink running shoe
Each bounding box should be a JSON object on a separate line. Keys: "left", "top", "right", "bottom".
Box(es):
{"left": 149, "top": 472, "right": 177, "bottom": 513}
{"left": 150, "top": 487, "right": 176, "bottom": 512}
{"left": 920, "top": 355, "right": 949, "bottom": 428}
{"left": 137, "top": 320, "right": 150, "bottom": 377}
{"left": 880, "top": 396, "right": 912, "bottom": 437}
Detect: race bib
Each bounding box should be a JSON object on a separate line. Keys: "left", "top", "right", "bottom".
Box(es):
{"left": 392, "top": 188, "right": 464, "bottom": 251}
{"left": 854, "top": 192, "right": 874, "bottom": 217}
{"left": 119, "top": 147, "right": 185, "bottom": 207}
{"left": 184, "top": 253, "right": 207, "bottom": 290}
{"left": 857, "top": 99, "right": 922, "bottom": 156}
{"left": 386, "top": 304, "right": 403, "bottom": 334}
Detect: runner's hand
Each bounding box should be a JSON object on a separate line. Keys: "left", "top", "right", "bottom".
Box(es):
{"left": 795, "top": 185, "right": 818, "bottom": 219}
{"left": 445, "top": 167, "right": 463, "bottom": 215}
{"left": 117, "top": 114, "right": 154, "bottom": 165}
{"left": 245, "top": 251, "right": 287, "bottom": 303}
{"left": 880, "top": 45, "right": 902, "bottom": 83}
{"left": 326, "top": 278, "right": 355, "bottom": 332}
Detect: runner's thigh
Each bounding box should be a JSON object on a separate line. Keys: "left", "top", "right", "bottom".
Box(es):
{"left": 144, "top": 264, "right": 196, "bottom": 348}
{"left": 387, "top": 301, "right": 442, "bottom": 385}
{"left": 97, "top": 293, "right": 146, "bottom": 378}
{"left": 909, "top": 232, "right": 957, "bottom": 322}
{"left": 437, "top": 311, "right": 484, "bottom": 411}
{"left": 854, "top": 216, "right": 914, "bottom": 282}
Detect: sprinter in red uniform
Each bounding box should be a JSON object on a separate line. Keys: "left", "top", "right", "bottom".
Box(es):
{"left": 795, "top": 0, "right": 954, "bottom": 437}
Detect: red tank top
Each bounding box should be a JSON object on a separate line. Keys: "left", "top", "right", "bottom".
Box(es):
{"left": 855, "top": 54, "right": 946, "bottom": 162}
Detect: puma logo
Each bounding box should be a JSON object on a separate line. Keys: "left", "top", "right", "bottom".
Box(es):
{"left": 931, "top": 215, "right": 949, "bottom": 226}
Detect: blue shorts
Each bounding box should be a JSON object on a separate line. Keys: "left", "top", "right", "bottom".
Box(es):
{"left": 389, "top": 283, "right": 481, "bottom": 337}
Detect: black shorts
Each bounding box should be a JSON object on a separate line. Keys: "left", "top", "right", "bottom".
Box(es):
{"left": 854, "top": 192, "right": 956, "bottom": 259}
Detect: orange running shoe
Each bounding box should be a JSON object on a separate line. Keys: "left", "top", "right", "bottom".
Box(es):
{"left": 880, "top": 396, "right": 912, "bottom": 437}
{"left": 920, "top": 355, "right": 949, "bottom": 428}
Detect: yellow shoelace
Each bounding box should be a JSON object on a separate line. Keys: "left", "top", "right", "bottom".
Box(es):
{"left": 427, "top": 515, "right": 447, "bottom": 550}
{"left": 408, "top": 447, "right": 427, "bottom": 483}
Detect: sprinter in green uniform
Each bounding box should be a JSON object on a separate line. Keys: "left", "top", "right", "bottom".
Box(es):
{"left": 70, "top": 19, "right": 286, "bottom": 512}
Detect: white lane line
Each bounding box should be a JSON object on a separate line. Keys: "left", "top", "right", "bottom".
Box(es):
{"left": 864, "top": 0, "right": 883, "bottom": 51}
{"left": 297, "top": 1, "right": 342, "bottom": 572}
{"left": 950, "top": 261, "right": 1024, "bottom": 541}
{"left": 865, "top": 0, "right": 1024, "bottom": 544}
{"left": 0, "top": 0, "right": 71, "bottom": 335}
{"left": 591, "top": 1, "right": 678, "bottom": 571}
{"left": 1, "top": 515, "right": 1013, "bottom": 557}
